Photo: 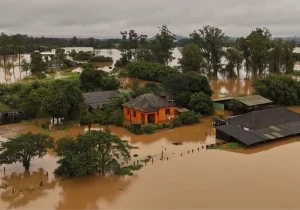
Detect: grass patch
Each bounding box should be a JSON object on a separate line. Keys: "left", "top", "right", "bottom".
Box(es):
{"left": 60, "top": 70, "right": 77, "bottom": 77}
{"left": 208, "top": 145, "right": 223, "bottom": 149}
{"left": 0, "top": 102, "right": 13, "bottom": 112}
{"left": 115, "top": 164, "right": 143, "bottom": 176}
{"left": 291, "top": 71, "right": 300, "bottom": 76}
{"left": 225, "top": 142, "right": 244, "bottom": 149}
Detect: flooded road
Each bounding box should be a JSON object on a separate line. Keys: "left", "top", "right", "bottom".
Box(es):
{"left": 1, "top": 107, "right": 300, "bottom": 209}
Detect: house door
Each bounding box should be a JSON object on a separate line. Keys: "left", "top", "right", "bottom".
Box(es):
{"left": 148, "top": 114, "right": 156, "bottom": 124}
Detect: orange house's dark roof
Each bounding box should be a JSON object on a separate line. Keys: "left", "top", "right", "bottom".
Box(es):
{"left": 123, "top": 93, "right": 175, "bottom": 112}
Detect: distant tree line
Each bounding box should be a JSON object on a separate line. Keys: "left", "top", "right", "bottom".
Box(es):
{"left": 116, "top": 25, "right": 297, "bottom": 78}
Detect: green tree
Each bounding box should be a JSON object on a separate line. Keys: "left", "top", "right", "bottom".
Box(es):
{"left": 42, "top": 90, "right": 70, "bottom": 122}
{"left": 55, "top": 48, "right": 66, "bottom": 61}
{"left": 162, "top": 71, "right": 212, "bottom": 107}
{"left": 247, "top": 28, "right": 272, "bottom": 76}
{"left": 81, "top": 112, "right": 94, "bottom": 130}
{"left": 224, "top": 47, "right": 243, "bottom": 78}
{"left": 268, "top": 39, "right": 284, "bottom": 74}
{"left": 190, "top": 26, "right": 227, "bottom": 77}
{"left": 70, "top": 36, "right": 79, "bottom": 46}
{"left": 94, "top": 105, "right": 114, "bottom": 129}
{"left": 54, "top": 136, "right": 99, "bottom": 178}
{"left": 0, "top": 132, "right": 53, "bottom": 171}
{"left": 188, "top": 92, "right": 214, "bottom": 115}
{"left": 30, "top": 52, "right": 46, "bottom": 73}
{"left": 179, "top": 111, "right": 201, "bottom": 125}
{"left": 252, "top": 74, "right": 300, "bottom": 105}
{"left": 236, "top": 37, "right": 251, "bottom": 77}
{"left": 54, "top": 130, "right": 133, "bottom": 178}
{"left": 179, "top": 44, "right": 203, "bottom": 73}
{"left": 80, "top": 68, "right": 120, "bottom": 92}
{"left": 126, "top": 61, "right": 179, "bottom": 82}
{"left": 21, "top": 87, "right": 50, "bottom": 117}
{"left": 119, "top": 30, "right": 139, "bottom": 64}
{"left": 151, "top": 25, "right": 176, "bottom": 65}
{"left": 282, "top": 40, "right": 295, "bottom": 74}
{"left": 135, "top": 34, "right": 154, "bottom": 62}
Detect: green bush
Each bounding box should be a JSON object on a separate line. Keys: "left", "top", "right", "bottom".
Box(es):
{"left": 141, "top": 123, "right": 156, "bottom": 134}
{"left": 74, "top": 51, "right": 92, "bottom": 61}
{"left": 172, "top": 117, "right": 182, "bottom": 127}
{"left": 36, "top": 72, "right": 47, "bottom": 79}
{"left": 179, "top": 111, "right": 201, "bottom": 125}
{"left": 188, "top": 92, "right": 214, "bottom": 115}
{"left": 111, "top": 109, "right": 124, "bottom": 126}
{"left": 118, "top": 69, "right": 129, "bottom": 77}
{"left": 126, "top": 61, "right": 179, "bottom": 82}
{"left": 115, "top": 59, "right": 127, "bottom": 67}
{"left": 90, "top": 56, "right": 113, "bottom": 62}
{"left": 115, "top": 164, "right": 143, "bottom": 176}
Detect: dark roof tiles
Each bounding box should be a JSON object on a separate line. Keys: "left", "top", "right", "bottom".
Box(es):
{"left": 123, "top": 93, "right": 174, "bottom": 112}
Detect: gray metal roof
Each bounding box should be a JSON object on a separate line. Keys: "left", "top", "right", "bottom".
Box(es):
{"left": 176, "top": 108, "right": 190, "bottom": 113}
{"left": 235, "top": 95, "right": 272, "bottom": 107}
{"left": 123, "top": 93, "right": 174, "bottom": 113}
{"left": 217, "top": 108, "right": 300, "bottom": 146}
{"left": 83, "top": 91, "right": 118, "bottom": 109}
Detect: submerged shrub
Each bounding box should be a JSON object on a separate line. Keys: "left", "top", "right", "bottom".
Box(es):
{"left": 179, "top": 111, "right": 201, "bottom": 125}
{"left": 141, "top": 123, "right": 156, "bottom": 134}
{"left": 172, "top": 117, "right": 182, "bottom": 127}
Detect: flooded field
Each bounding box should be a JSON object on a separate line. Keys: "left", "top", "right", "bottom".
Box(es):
{"left": 1, "top": 107, "right": 300, "bottom": 209}
{"left": 1, "top": 49, "right": 300, "bottom": 209}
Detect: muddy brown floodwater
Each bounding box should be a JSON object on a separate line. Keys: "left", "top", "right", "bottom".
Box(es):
{"left": 0, "top": 79, "right": 300, "bottom": 208}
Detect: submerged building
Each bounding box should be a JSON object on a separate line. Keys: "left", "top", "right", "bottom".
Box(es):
{"left": 216, "top": 107, "right": 300, "bottom": 146}
{"left": 123, "top": 93, "right": 178, "bottom": 132}
{"left": 0, "top": 110, "right": 23, "bottom": 125}
{"left": 83, "top": 91, "right": 118, "bottom": 110}
{"left": 213, "top": 95, "right": 273, "bottom": 115}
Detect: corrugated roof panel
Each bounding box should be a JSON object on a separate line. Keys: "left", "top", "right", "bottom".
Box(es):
{"left": 270, "top": 126, "right": 281, "bottom": 131}
{"left": 271, "top": 132, "right": 283, "bottom": 138}
{"left": 264, "top": 134, "right": 276, "bottom": 139}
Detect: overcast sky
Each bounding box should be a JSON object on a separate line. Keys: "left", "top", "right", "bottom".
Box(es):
{"left": 0, "top": 0, "right": 300, "bottom": 38}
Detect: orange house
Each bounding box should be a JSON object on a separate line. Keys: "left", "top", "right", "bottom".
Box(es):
{"left": 123, "top": 93, "right": 178, "bottom": 125}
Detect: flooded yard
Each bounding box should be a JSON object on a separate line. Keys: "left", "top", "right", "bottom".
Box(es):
{"left": 1, "top": 107, "right": 300, "bottom": 209}
{"left": 1, "top": 49, "right": 300, "bottom": 209}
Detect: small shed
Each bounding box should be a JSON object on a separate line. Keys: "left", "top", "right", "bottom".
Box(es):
{"left": 0, "top": 110, "right": 23, "bottom": 125}
{"left": 83, "top": 91, "right": 118, "bottom": 110}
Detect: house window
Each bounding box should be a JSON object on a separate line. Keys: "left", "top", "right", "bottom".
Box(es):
{"left": 133, "top": 111, "right": 136, "bottom": 117}
{"left": 127, "top": 108, "right": 129, "bottom": 115}
{"left": 157, "top": 110, "right": 159, "bottom": 116}
{"left": 165, "top": 109, "right": 170, "bottom": 115}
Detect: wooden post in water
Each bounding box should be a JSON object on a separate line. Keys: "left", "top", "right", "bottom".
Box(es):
{"left": 161, "top": 150, "right": 164, "bottom": 160}
{"left": 40, "top": 181, "right": 43, "bottom": 187}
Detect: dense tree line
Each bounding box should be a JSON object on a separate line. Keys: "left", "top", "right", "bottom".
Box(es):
{"left": 252, "top": 74, "right": 300, "bottom": 105}
{"left": 125, "top": 61, "right": 179, "bottom": 82}
{"left": 115, "top": 25, "right": 297, "bottom": 78}
{"left": 0, "top": 33, "right": 121, "bottom": 56}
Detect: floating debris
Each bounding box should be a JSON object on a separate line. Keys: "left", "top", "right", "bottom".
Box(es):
{"left": 172, "top": 142, "right": 183, "bottom": 146}
{"left": 133, "top": 154, "right": 138, "bottom": 157}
